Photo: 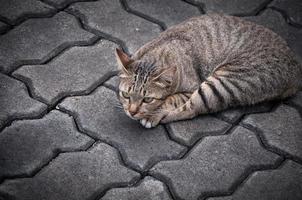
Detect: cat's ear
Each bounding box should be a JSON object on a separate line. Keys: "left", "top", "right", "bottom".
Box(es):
{"left": 115, "top": 48, "right": 133, "bottom": 75}
{"left": 152, "top": 67, "right": 176, "bottom": 88}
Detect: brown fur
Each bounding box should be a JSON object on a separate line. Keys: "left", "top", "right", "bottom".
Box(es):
{"left": 116, "top": 14, "right": 302, "bottom": 128}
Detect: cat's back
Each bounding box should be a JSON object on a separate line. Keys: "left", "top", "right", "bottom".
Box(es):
{"left": 134, "top": 13, "right": 291, "bottom": 62}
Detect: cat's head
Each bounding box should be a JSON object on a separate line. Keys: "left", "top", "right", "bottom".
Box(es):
{"left": 115, "top": 48, "right": 176, "bottom": 120}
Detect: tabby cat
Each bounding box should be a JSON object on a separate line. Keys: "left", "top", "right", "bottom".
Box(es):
{"left": 116, "top": 13, "right": 302, "bottom": 128}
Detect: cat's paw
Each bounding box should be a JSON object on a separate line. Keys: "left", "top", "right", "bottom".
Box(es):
{"left": 140, "top": 118, "right": 160, "bottom": 128}
{"left": 140, "top": 118, "right": 153, "bottom": 128}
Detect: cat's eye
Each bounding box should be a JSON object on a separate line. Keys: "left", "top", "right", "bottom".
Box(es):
{"left": 121, "top": 91, "right": 130, "bottom": 99}
{"left": 143, "top": 97, "right": 154, "bottom": 103}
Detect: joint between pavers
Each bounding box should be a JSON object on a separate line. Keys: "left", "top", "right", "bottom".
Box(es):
{"left": 200, "top": 157, "right": 286, "bottom": 200}
{"left": 120, "top": 0, "right": 167, "bottom": 31}
{"left": 182, "top": 0, "right": 206, "bottom": 15}
{"left": 5, "top": 34, "right": 99, "bottom": 75}
{"left": 0, "top": 70, "right": 117, "bottom": 132}
{"left": 0, "top": 140, "right": 96, "bottom": 185}
{"left": 63, "top": 8, "right": 130, "bottom": 54}
{"left": 239, "top": 121, "right": 302, "bottom": 165}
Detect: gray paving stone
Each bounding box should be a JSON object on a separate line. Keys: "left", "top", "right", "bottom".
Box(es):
{"left": 167, "top": 115, "right": 231, "bottom": 146}
{"left": 0, "top": 110, "right": 93, "bottom": 181}
{"left": 270, "top": 0, "right": 302, "bottom": 26}
{"left": 101, "top": 176, "right": 173, "bottom": 200}
{"left": 0, "top": 74, "right": 47, "bottom": 129}
{"left": 0, "top": 0, "right": 56, "bottom": 25}
{"left": 68, "top": 0, "right": 161, "bottom": 53}
{"left": 0, "top": 142, "right": 140, "bottom": 200}
{"left": 208, "top": 160, "right": 302, "bottom": 200}
{"left": 0, "top": 12, "right": 95, "bottom": 73}
{"left": 150, "top": 126, "right": 280, "bottom": 200}
{"left": 216, "top": 102, "right": 273, "bottom": 123}
{"left": 126, "top": 0, "right": 200, "bottom": 27}
{"left": 14, "top": 40, "right": 118, "bottom": 105}
{"left": 191, "top": 0, "right": 267, "bottom": 15}
{"left": 59, "top": 86, "right": 186, "bottom": 171}
{"left": 242, "top": 104, "right": 302, "bottom": 160}
{"left": 245, "top": 9, "right": 302, "bottom": 61}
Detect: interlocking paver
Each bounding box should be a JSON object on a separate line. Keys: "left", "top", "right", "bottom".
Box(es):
{"left": 0, "top": 0, "right": 56, "bottom": 25}
{"left": 242, "top": 104, "right": 302, "bottom": 160}
{"left": 0, "top": 74, "right": 47, "bottom": 129}
{"left": 68, "top": 0, "right": 161, "bottom": 53}
{"left": 216, "top": 102, "right": 273, "bottom": 123}
{"left": 0, "top": 142, "right": 140, "bottom": 200}
{"left": 14, "top": 40, "right": 118, "bottom": 105}
{"left": 0, "top": 110, "right": 93, "bottom": 181}
{"left": 269, "top": 0, "right": 302, "bottom": 26}
{"left": 150, "top": 126, "right": 280, "bottom": 200}
{"left": 0, "top": 12, "right": 95, "bottom": 73}
{"left": 167, "top": 115, "right": 231, "bottom": 146}
{"left": 101, "top": 176, "right": 173, "bottom": 200}
{"left": 190, "top": 0, "right": 268, "bottom": 15}
{"left": 126, "top": 0, "right": 200, "bottom": 27}
{"left": 245, "top": 9, "right": 302, "bottom": 60}
{"left": 208, "top": 160, "right": 302, "bottom": 200}
{"left": 59, "top": 86, "right": 186, "bottom": 171}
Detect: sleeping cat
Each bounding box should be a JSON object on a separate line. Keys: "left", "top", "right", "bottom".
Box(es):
{"left": 116, "top": 13, "right": 302, "bottom": 128}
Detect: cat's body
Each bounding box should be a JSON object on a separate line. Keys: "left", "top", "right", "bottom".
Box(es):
{"left": 116, "top": 14, "right": 302, "bottom": 128}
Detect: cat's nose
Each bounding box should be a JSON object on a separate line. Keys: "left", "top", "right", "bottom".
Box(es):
{"left": 129, "top": 110, "right": 137, "bottom": 116}
{"left": 128, "top": 105, "right": 139, "bottom": 116}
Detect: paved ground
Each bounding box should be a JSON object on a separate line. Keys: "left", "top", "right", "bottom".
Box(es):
{"left": 0, "top": 0, "right": 302, "bottom": 200}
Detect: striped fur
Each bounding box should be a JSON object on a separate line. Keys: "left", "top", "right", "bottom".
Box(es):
{"left": 117, "top": 13, "right": 302, "bottom": 128}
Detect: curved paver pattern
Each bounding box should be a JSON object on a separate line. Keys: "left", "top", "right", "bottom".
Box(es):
{"left": 14, "top": 40, "right": 118, "bottom": 105}
{"left": 0, "top": 0, "right": 301, "bottom": 199}
{"left": 0, "top": 0, "right": 55, "bottom": 25}
{"left": 209, "top": 160, "right": 302, "bottom": 200}
{"left": 191, "top": 0, "right": 268, "bottom": 15}
{"left": 150, "top": 126, "right": 280, "bottom": 200}
{"left": 59, "top": 87, "right": 186, "bottom": 171}
{"left": 167, "top": 115, "right": 231, "bottom": 146}
{"left": 127, "top": 0, "right": 200, "bottom": 27}
{"left": 0, "top": 110, "right": 93, "bottom": 181}
{"left": 0, "top": 74, "right": 47, "bottom": 129}
{"left": 242, "top": 104, "right": 302, "bottom": 160}
{"left": 0, "top": 12, "right": 95, "bottom": 73}
{"left": 68, "top": 0, "right": 161, "bottom": 53}
{"left": 0, "top": 142, "right": 140, "bottom": 200}
{"left": 101, "top": 176, "right": 173, "bottom": 200}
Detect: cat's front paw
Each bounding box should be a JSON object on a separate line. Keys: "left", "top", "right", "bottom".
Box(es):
{"left": 140, "top": 118, "right": 157, "bottom": 128}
